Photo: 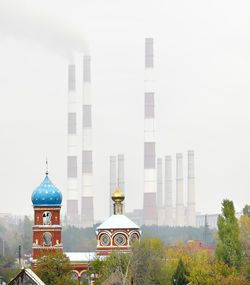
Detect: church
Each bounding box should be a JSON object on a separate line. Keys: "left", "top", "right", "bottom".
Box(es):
{"left": 31, "top": 169, "right": 141, "bottom": 283}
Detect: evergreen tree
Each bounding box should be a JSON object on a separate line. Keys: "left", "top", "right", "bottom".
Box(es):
{"left": 172, "top": 258, "right": 189, "bottom": 285}
{"left": 216, "top": 199, "right": 243, "bottom": 270}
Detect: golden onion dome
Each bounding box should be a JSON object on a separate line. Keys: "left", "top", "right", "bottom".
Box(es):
{"left": 112, "top": 185, "right": 125, "bottom": 202}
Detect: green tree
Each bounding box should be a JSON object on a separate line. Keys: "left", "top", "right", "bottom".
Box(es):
{"left": 36, "top": 250, "right": 75, "bottom": 285}
{"left": 96, "top": 251, "right": 131, "bottom": 284}
{"left": 243, "top": 204, "right": 250, "bottom": 218}
{"left": 172, "top": 258, "right": 189, "bottom": 285}
{"left": 130, "top": 237, "right": 167, "bottom": 285}
{"left": 239, "top": 214, "right": 250, "bottom": 281}
{"left": 89, "top": 257, "right": 105, "bottom": 283}
{"left": 216, "top": 199, "right": 243, "bottom": 270}
{"left": 0, "top": 253, "right": 20, "bottom": 282}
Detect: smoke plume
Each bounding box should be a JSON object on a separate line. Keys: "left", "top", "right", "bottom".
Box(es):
{"left": 0, "top": 0, "right": 88, "bottom": 59}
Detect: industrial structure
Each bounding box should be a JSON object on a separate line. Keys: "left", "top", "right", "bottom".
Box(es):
{"left": 109, "top": 154, "right": 125, "bottom": 216}
{"left": 109, "top": 156, "right": 117, "bottom": 216}
{"left": 157, "top": 158, "right": 164, "bottom": 225}
{"left": 164, "top": 155, "right": 173, "bottom": 226}
{"left": 67, "top": 64, "right": 79, "bottom": 227}
{"left": 176, "top": 153, "right": 184, "bottom": 226}
{"left": 66, "top": 56, "right": 94, "bottom": 228}
{"left": 81, "top": 55, "right": 94, "bottom": 228}
{"left": 65, "top": 39, "right": 197, "bottom": 229}
{"left": 187, "top": 150, "right": 196, "bottom": 226}
{"left": 143, "top": 38, "right": 157, "bottom": 225}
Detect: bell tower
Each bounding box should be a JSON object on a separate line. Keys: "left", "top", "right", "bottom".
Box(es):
{"left": 31, "top": 167, "right": 63, "bottom": 267}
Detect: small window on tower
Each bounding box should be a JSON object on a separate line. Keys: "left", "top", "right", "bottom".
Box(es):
{"left": 43, "top": 212, "right": 52, "bottom": 225}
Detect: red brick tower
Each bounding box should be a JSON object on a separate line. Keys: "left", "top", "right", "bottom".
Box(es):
{"left": 31, "top": 168, "right": 63, "bottom": 266}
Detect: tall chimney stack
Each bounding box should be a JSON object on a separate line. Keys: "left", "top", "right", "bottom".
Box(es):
{"left": 81, "top": 55, "right": 94, "bottom": 227}
{"left": 110, "top": 156, "right": 117, "bottom": 216}
{"left": 176, "top": 153, "right": 184, "bottom": 226}
{"left": 67, "top": 64, "right": 79, "bottom": 226}
{"left": 187, "top": 150, "right": 195, "bottom": 226}
{"left": 165, "top": 155, "right": 173, "bottom": 226}
{"left": 143, "top": 38, "right": 157, "bottom": 225}
{"left": 157, "top": 158, "right": 163, "bottom": 209}
{"left": 157, "top": 158, "right": 164, "bottom": 225}
{"left": 118, "top": 154, "right": 125, "bottom": 212}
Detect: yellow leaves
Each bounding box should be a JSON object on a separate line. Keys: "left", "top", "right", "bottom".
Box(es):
{"left": 239, "top": 215, "right": 250, "bottom": 253}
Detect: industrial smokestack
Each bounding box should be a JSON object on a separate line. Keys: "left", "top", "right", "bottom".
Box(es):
{"left": 157, "top": 158, "right": 163, "bottom": 208}
{"left": 110, "top": 156, "right": 117, "bottom": 216}
{"left": 143, "top": 38, "right": 157, "bottom": 225}
{"left": 176, "top": 153, "right": 184, "bottom": 226}
{"left": 81, "top": 55, "right": 94, "bottom": 228}
{"left": 165, "top": 155, "right": 173, "bottom": 226}
{"left": 67, "top": 64, "right": 79, "bottom": 226}
{"left": 187, "top": 150, "right": 195, "bottom": 226}
{"left": 118, "top": 154, "right": 125, "bottom": 212}
{"left": 157, "top": 158, "right": 164, "bottom": 225}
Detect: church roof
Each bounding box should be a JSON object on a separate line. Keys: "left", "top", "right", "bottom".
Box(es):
{"left": 65, "top": 252, "right": 105, "bottom": 262}
{"left": 96, "top": 214, "right": 140, "bottom": 230}
{"left": 31, "top": 175, "right": 62, "bottom": 206}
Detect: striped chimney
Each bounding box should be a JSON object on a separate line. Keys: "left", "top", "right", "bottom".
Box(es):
{"left": 109, "top": 156, "right": 117, "bottom": 216}
{"left": 165, "top": 155, "right": 173, "bottom": 226}
{"left": 81, "top": 55, "right": 94, "bottom": 227}
{"left": 187, "top": 150, "right": 195, "bottom": 226}
{"left": 143, "top": 38, "right": 157, "bottom": 225}
{"left": 176, "top": 153, "right": 184, "bottom": 226}
{"left": 157, "top": 158, "right": 164, "bottom": 225}
{"left": 157, "top": 158, "right": 163, "bottom": 209}
{"left": 67, "top": 64, "right": 79, "bottom": 226}
{"left": 118, "top": 154, "right": 125, "bottom": 212}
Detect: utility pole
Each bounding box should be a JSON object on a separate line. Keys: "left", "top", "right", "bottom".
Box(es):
{"left": 18, "top": 245, "right": 22, "bottom": 267}
{"left": 2, "top": 240, "right": 4, "bottom": 257}
{"left": 203, "top": 215, "right": 209, "bottom": 245}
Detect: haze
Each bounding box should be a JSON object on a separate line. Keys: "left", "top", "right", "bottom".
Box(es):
{"left": 0, "top": 0, "right": 249, "bottom": 220}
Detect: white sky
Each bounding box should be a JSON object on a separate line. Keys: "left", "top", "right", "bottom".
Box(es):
{"left": 0, "top": 0, "right": 249, "bottom": 221}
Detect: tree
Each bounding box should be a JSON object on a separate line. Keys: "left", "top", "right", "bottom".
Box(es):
{"left": 89, "top": 257, "right": 105, "bottom": 283}
{"left": 36, "top": 250, "right": 75, "bottom": 285}
{"left": 172, "top": 258, "right": 189, "bottom": 285}
{"left": 0, "top": 253, "right": 20, "bottom": 282}
{"left": 95, "top": 251, "right": 131, "bottom": 285}
{"left": 243, "top": 204, "right": 250, "bottom": 218}
{"left": 130, "top": 237, "right": 167, "bottom": 285}
{"left": 239, "top": 214, "right": 250, "bottom": 281}
{"left": 216, "top": 199, "right": 243, "bottom": 270}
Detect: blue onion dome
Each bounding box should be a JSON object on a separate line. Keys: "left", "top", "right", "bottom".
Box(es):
{"left": 31, "top": 175, "right": 62, "bottom": 206}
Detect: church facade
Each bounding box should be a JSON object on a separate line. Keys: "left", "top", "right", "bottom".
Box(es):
{"left": 31, "top": 169, "right": 141, "bottom": 283}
